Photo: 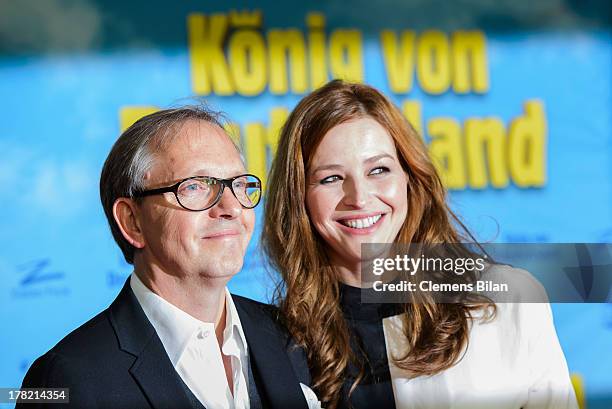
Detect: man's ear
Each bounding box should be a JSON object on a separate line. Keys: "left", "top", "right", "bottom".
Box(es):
{"left": 113, "top": 198, "right": 145, "bottom": 249}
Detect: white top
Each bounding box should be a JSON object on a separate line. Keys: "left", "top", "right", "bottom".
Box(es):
{"left": 383, "top": 267, "right": 579, "bottom": 409}
{"left": 130, "top": 273, "right": 250, "bottom": 409}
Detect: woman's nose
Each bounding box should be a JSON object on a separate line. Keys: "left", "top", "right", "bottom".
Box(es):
{"left": 342, "top": 177, "right": 368, "bottom": 208}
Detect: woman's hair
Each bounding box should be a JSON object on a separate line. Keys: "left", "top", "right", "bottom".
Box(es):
{"left": 262, "top": 79, "right": 494, "bottom": 408}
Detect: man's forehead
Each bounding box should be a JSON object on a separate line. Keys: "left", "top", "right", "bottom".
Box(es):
{"left": 167, "top": 120, "right": 240, "bottom": 154}
{"left": 148, "top": 120, "right": 246, "bottom": 181}
{"left": 173, "top": 119, "right": 228, "bottom": 144}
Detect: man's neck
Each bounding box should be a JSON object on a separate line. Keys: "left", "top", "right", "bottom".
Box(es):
{"left": 133, "top": 264, "right": 237, "bottom": 396}
{"left": 134, "top": 267, "right": 228, "bottom": 328}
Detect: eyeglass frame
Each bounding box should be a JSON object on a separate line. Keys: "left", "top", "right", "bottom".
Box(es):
{"left": 133, "top": 173, "right": 262, "bottom": 212}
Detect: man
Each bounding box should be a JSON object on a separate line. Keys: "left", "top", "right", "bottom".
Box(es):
{"left": 19, "top": 107, "right": 314, "bottom": 409}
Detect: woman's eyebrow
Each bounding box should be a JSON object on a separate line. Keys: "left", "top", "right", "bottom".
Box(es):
{"left": 364, "top": 153, "right": 395, "bottom": 164}
{"left": 309, "top": 154, "right": 394, "bottom": 174}
{"left": 309, "top": 163, "right": 343, "bottom": 174}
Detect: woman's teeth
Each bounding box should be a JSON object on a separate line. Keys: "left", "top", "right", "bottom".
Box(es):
{"left": 340, "top": 214, "right": 382, "bottom": 229}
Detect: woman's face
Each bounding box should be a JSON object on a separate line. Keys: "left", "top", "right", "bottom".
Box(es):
{"left": 305, "top": 116, "right": 409, "bottom": 269}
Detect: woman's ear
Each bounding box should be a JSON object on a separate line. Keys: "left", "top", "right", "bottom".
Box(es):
{"left": 113, "top": 198, "right": 145, "bottom": 249}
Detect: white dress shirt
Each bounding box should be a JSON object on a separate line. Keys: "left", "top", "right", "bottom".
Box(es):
{"left": 130, "top": 273, "right": 250, "bottom": 409}
{"left": 382, "top": 266, "right": 579, "bottom": 409}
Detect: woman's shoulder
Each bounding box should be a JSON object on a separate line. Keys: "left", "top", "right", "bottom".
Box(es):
{"left": 479, "top": 263, "right": 549, "bottom": 303}
{"left": 472, "top": 264, "right": 557, "bottom": 337}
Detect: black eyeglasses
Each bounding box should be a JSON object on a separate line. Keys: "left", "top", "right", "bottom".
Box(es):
{"left": 134, "top": 174, "right": 262, "bottom": 211}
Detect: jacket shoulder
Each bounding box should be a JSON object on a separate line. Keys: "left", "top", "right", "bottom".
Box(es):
{"left": 21, "top": 308, "right": 128, "bottom": 388}
{"left": 232, "top": 294, "right": 280, "bottom": 320}
{"left": 48, "top": 309, "right": 116, "bottom": 358}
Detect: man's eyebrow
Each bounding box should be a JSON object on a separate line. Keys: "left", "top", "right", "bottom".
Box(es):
{"left": 309, "top": 153, "right": 395, "bottom": 174}
{"left": 191, "top": 169, "right": 214, "bottom": 176}
{"left": 189, "top": 169, "right": 248, "bottom": 178}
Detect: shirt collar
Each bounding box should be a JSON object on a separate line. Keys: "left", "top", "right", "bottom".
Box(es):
{"left": 130, "top": 272, "right": 247, "bottom": 366}
{"left": 221, "top": 285, "right": 248, "bottom": 359}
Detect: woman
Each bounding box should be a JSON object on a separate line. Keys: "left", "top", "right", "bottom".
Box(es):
{"left": 262, "top": 80, "right": 578, "bottom": 409}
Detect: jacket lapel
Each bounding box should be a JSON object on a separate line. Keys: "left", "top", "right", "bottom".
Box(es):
{"left": 233, "top": 296, "right": 309, "bottom": 409}
{"left": 108, "top": 279, "right": 198, "bottom": 409}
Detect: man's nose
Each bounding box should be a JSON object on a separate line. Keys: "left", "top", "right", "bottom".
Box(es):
{"left": 208, "top": 186, "right": 242, "bottom": 219}
{"left": 342, "top": 177, "right": 368, "bottom": 208}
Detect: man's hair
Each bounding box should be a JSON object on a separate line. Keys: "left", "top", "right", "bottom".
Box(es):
{"left": 100, "top": 105, "right": 236, "bottom": 264}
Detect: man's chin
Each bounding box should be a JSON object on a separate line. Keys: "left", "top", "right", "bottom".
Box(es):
{"left": 207, "top": 260, "right": 244, "bottom": 278}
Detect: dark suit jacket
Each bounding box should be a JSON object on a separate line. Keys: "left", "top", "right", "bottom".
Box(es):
{"left": 19, "top": 279, "right": 309, "bottom": 409}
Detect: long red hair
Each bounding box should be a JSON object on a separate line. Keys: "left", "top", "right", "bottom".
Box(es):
{"left": 262, "top": 80, "right": 494, "bottom": 408}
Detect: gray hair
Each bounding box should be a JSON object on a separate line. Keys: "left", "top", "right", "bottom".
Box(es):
{"left": 100, "top": 105, "right": 241, "bottom": 264}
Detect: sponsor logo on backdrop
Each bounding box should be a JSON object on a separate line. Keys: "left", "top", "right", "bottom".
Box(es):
{"left": 11, "top": 259, "right": 70, "bottom": 299}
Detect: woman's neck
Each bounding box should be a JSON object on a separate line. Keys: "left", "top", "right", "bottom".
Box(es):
{"left": 329, "top": 255, "right": 364, "bottom": 287}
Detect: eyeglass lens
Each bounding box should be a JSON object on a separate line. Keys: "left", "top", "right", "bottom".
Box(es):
{"left": 176, "top": 176, "right": 260, "bottom": 211}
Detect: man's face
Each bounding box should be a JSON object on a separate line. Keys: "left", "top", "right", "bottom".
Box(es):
{"left": 135, "top": 120, "right": 255, "bottom": 281}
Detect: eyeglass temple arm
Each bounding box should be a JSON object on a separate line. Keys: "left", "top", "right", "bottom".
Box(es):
{"left": 133, "top": 185, "right": 177, "bottom": 198}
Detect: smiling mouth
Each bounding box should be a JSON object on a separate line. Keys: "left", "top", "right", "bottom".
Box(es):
{"left": 203, "top": 229, "right": 241, "bottom": 239}
{"left": 338, "top": 214, "right": 383, "bottom": 229}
